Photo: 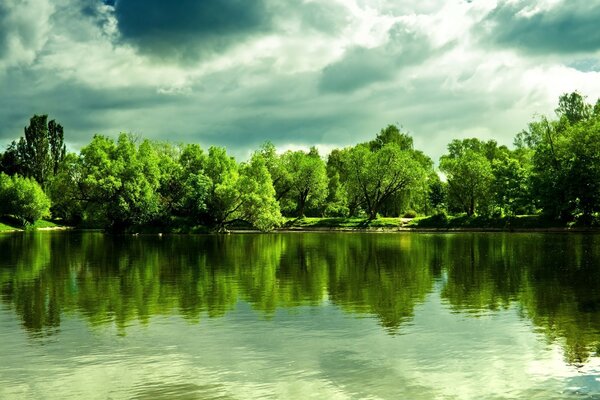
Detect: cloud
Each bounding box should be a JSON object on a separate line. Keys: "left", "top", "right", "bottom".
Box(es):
{"left": 107, "top": 0, "right": 271, "bottom": 62}
{"left": 0, "top": 0, "right": 54, "bottom": 70}
{"left": 319, "top": 24, "right": 435, "bottom": 93}
{"left": 482, "top": 1, "right": 600, "bottom": 54}
{"left": 1, "top": 0, "right": 600, "bottom": 166}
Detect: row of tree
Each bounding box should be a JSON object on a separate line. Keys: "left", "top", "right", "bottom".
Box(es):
{"left": 0, "top": 92, "right": 599, "bottom": 230}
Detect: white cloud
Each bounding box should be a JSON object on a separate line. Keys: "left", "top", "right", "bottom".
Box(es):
{"left": 0, "top": 0, "right": 54, "bottom": 70}
{"left": 1, "top": 0, "right": 600, "bottom": 163}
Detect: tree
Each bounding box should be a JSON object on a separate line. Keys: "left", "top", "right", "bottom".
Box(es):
{"left": 555, "top": 91, "right": 592, "bottom": 125}
{"left": 440, "top": 150, "right": 493, "bottom": 216}
{"left": 428, "top": 178, "right": 447, "bottom": 211}
{"left": 14, "top": 115, "right": 66, "bottom": 189}
{"left": 78, "top": 134, "right": 161, "bottom": 230}
{"left": 279, "top": 148, "right": 328, "bottom": 217}
{"left": 345, "top": 143, "right": 424, "bottom": 219}
{"left": 204, "top": 147, "right": 282, "bottom": 231}
{"left": 256, "top": 142, "right": 293, "bottom": 202}
{"left": 0, "top": 173, "right": 51, "bottom": 225}
{"left": 369, "top": 124, "right": 414, "bottom": 151}
{"left": 48, "top": 152, "right": 84, "bottom": 223}
{"left": 491, "top": 154, "right": 532, "bottom": 215}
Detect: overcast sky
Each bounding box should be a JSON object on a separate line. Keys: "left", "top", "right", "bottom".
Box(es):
{"left": 1, "top": 0, "right": 600, "bottom": 161}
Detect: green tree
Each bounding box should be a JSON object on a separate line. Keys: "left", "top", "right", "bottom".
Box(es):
{"left": 205, "top": 147, "right": 282, "bottom": 231}
{"left": 440, "top": 149, "right": 493, "bottom": 216}
{"left": 368, "top": 124, "right": 414, "bottom": 151}
{"left": 15, "top": 115, "right": 66, "bottom": 189}
{"left": 48, "top": 152, "right": 84, "bottom": 223}
{"left": 491, "top": 154, "right": 532, "bottom": 215}
{"left": 345, "top": 143, "right": 424, "bottom": 219}
{"left": 256, "top": 142, "right": 293, "bottom": 203}
{"left": 280, "top": 148, "right": 328, "bottom": 217}
{"left": 78, "top": 134, "right": 161, "bottom": 230}
{"left": 428, "top": 178, "right": 447, "bottom": 211}
{"left": 555, "top": 91, "right": 592, "bottom": 125}
{"left": 0, "top": 173, "right": 51, "bottom": 225}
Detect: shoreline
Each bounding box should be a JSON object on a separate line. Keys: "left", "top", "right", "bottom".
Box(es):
{"left": 3, "top": 225, "right": 599, "bottom": 234}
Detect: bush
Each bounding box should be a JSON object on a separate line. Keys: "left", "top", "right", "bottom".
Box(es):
{"left": 403, "top": 209, "right": 417, "bottom": 218}
{"left": 0, "top": 173, "right": 51, "bottom": 226}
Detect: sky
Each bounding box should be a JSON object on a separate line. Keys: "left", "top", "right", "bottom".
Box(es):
{"left": 1, "top": 0, "right": 600, "bottom": 162}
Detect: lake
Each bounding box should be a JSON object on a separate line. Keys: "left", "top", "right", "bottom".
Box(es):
{"left": 1, "top": 231, "right": 600, "bottom": 399}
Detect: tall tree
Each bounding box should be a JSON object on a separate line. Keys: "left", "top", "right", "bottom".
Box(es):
{"left": 11, "top": 115, "right": 66, "bottom": 189}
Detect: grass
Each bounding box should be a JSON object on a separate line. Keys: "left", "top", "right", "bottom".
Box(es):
{"left": 407, "top": 214, "right": 566, "bottom": 230}
{"left": 284, "top": 217, "right": 404, "bottom": 229}
{"left": 0, "top": 216, "right": 65, "bottom": 232}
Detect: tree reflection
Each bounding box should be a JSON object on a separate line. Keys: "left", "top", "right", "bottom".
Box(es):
{"left": 2, "top": 232, "right": 600, "bottom": 365}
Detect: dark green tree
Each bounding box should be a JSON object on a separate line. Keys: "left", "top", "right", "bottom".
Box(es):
{"left": 15, "top": 115, "right": 66, "bottom": 189}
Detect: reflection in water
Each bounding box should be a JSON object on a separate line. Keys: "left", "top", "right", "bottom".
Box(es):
{"left": 1, "top": 232, "right": 600, "bottom": 366}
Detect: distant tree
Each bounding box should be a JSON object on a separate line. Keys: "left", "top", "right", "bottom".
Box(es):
{"left": 204, "top": 147, "right": 282, "bottom": 231}
{"left": 256, "top": 142, "right": 293, "bottom": 202}
{"left": 555, "top": 91, "right": 592, "bottom": 125}
{"left": 78, "top": 134, "right": 161, "bottom": 230}
{"left": 15, "top": 115, "right": 66, "bottom": 189}
{"left": 280, "top": 148, "right": 328, "bottom": 217}
{"left": 440, "top": 150, "right": 493, "bottom": 216}
{"left": 369, "top": 124, "right": 414, "bottom": 151}
{"left": 0, "top": 142, "right": 22, "bottom": 176}
{"left": 491, "top": 154, "right": 532, "bottom": 215}
{"left": 345, "top": 143, "right": 424, "bottom": 219}
{"left": 428, "top": 178, "right": 447, "bottom": 211}
{"left": 48, "top": 152, "right": 84, "bottom": 223}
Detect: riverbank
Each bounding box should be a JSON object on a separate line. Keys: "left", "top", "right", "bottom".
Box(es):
{"left": 274, "top": 215, "right": 600, "bottom": 233}
{"left": 0, "top": 217, "right": 69, "bottom": 232}
{"left": 2, "top": 215, "right": 596, "bottom": 234}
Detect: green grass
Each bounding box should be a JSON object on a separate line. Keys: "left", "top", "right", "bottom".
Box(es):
{"left": 0, "top": 216, "right": 65, "bottom": 232}
{"left": 407, "top": 214, "right": 565, "bottom": 230}
{"left": 30, "top": 219, "right": 60, "bottom": 229}
{"left": 284, "top": 217, "right": 403, "bottom": 229}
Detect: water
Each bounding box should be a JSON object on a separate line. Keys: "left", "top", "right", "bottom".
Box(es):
{"left": 1, "top": 232, "right": 600, "bottom": 399}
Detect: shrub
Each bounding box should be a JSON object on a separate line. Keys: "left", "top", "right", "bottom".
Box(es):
{"left": 403, "top": 209, "right": 417, "bottom": 218}
{"left": 0, "top": 173, "right": 51, "bottom": 225}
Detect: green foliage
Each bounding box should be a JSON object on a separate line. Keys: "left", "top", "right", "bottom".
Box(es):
{"left": 78, "top": 134, "right": 161, "bottom": 230}
{"left": 440, "top": 148, "right": 494, "bottom": 216}
{"left": 8, "top": 115, "right": 66, "bottom": 189}
{"left": 48, "top": 153, "right": 84, "bottom": 223}
{"left": 279, "top": 148, "right": 328, "bottom": 217}
{"left": 344, "top": 143, "right": 425, "bottom": 219}
{"left": 204, "top": 147, "right": 282, "bottom": 231}
{"left": 428, "top": 179, "right": 447, "bottom": 210}
{"left": 491, "top": 154, "right": 532, "bottom": 215}
{"left": 6, "top": 96, "right": 600, "bottom": 231}
{"left": 368, "top": 124, "right": 414, "bottom": 151}
{"left": 0, "top": 173, "right": 51, "bottom": 225}
{"left": 403, "top": 210, "right": 417, "bottom": 218}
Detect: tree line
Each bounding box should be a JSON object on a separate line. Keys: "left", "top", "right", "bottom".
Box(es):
{"left": 1, "top": 92, "right": 599, "bottom": 231}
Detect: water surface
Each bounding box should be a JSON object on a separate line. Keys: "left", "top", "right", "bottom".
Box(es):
{"left": 1, "top": 232, "right": 600, "bottom": 399}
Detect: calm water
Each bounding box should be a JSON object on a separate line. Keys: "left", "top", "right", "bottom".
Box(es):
{"left": 1, "top": 232, "right": 600, "bottom": 399}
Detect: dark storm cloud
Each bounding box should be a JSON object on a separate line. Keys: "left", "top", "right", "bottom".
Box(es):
{"left": 319, "top": 25, "right": 436, "bottom": 93}
{"left": 108, "top": 0, "right": 270, "bottom": 61}
{"left": 483, "top": 2, "right": 600, "bottom": 54}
